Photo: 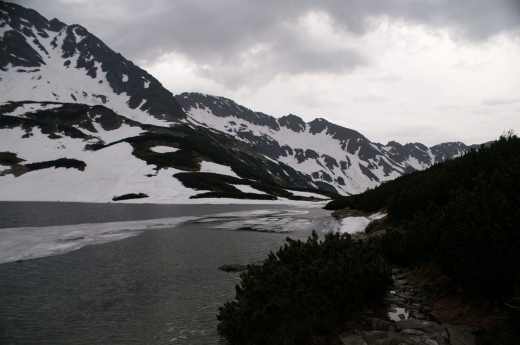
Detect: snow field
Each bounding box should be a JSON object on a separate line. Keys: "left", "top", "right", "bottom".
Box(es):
{"left": 0, "top": 23, "right": 170, "bottom": 127}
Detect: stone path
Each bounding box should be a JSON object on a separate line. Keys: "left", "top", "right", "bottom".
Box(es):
{"left": 386, "top": 267, "right": 438, "bottom": 323}
{"left": 339, "top": 267, "right": 481, "bottom": 345}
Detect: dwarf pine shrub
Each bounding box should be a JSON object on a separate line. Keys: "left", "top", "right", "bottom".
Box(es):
{"left": 217, "top": 231, "right": 391, "bottom": 345}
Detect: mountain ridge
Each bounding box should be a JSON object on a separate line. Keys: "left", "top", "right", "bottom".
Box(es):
{"left": 0, "top": 1, "right": 488, "bottom": 202}
{"left": 176, "top": 92, "right": 485, "bottom": 195}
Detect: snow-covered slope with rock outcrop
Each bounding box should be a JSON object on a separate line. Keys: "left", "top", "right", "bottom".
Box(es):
{"left": 0, "top": 1, "right": 185, "bottom": 125}
{"left": 176, "top": 92, "right": 475, "bottom": 195}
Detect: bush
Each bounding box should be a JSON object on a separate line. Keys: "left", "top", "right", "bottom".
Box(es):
{"left": 217, "top": 231, "right": 391, "bottom": 344}
{"left": 378, "top": 134, "right": 520, "bottom": 297}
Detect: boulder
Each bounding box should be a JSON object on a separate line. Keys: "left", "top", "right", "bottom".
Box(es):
{"left": 446, "top": 325, "right": 480, "bottom": 345}
{"left": 363, "top": 317, "right": 394, "bottom": 331}
{"left": 394, "top": 320, "right": 445, "bottom": 334}
{"left": 339, "top": 334, "right": 367, "bottom": 345}
{"left": 371, "top": 332, "right": 415, "bottom": 345}
{"left": 363, "top": 331, "right": 388, "bottom": 343}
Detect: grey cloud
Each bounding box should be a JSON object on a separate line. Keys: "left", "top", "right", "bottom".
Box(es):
{"left": 14, "top": 0, "right": 520, "bottom": 89}
{"left": 482, "top": 98, "right": 520, "bottom": 106}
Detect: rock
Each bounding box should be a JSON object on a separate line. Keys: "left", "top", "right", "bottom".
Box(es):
{"left": 400, "top": 329, "right": 425, "bottom": 336}
{"left": 332, "top": 207, "right": 355, "bottom": 219}
{"left": 218, "top": 264, "right": 248, "bottom": 272}
{"left": 372, "top": 332, "right": 415, "bottom": 345}
{"left": 339, "top": 334, "right": 367, "bottom": 345}
{"left": 394, "top": 320, "right": 445, "bottom": 334}
{"left": 363, "top": 317, "right": 394, "bottom": 331}
{"left": 412, "top": 312, "right": 427, "bottom": 320}
{"left": 430, "top": 333, "right": 446, "bottom": 344}
{"left": 446, "top": 325, "right": 479, "bottom": 345}
{"left": 363, "top": 331, "right": 388, "bottom": 343}
{"left": 420, "top": 340, "right": 439, "bottom": 345}
{"left": 368, "top": 229, "right": 387, "bottom": 239}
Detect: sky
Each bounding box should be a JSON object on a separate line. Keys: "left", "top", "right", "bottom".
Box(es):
{"left": 14, "top": 0, "right": 520, "bottom": 146}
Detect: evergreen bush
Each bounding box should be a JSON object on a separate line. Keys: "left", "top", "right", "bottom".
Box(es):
{"left": 217, "top": 231, "right": 391, "bottom": 344}
{"left": 377, "top": 134, "right": 520, "bottom": 297}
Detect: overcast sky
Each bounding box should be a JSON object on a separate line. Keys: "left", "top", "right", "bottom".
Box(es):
{"left": 15, "top": 0, "right": 520, "bottom": 146}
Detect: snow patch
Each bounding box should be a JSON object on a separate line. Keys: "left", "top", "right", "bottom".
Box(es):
{"left": 368, "top": 212, "right": 386, "bottom": 220}
{"left": 199, "top": 161, "right": 239, "bottom": 178}
{"left": 3, "top": 102, "right": 63, "bottom": 117}
{"left": 339, "top": 217, "right": 370, "bottom": 234}
{"left": 287, "top": 190, "right": 328, "bottom": 199}
{"left": 150, "top": 146, "right": 179, "bottom": 153}
{"left": 232, "top": 184, "right": 267, "bottom": 194}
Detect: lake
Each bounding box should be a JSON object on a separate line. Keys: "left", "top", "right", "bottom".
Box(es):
{"left": 0, "top": 202, "right": 336, "bottom": 344}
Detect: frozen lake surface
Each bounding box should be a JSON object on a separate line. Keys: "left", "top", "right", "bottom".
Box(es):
{"left": 0, "top": 202, "right": 337, "bottom": 344}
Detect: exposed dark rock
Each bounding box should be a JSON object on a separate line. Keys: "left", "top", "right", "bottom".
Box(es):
{"left": 323, "top": 154, "right": 339, "bottom": 170}
{"left": 0, "top": 30, "right": 46, "bottom": 69}
{"left": 89, "top": 105, "right": 123, "bottom": 131}
{"left": 278, "top": 114, "right": 306, "bottom": 133}
{"left": 359, "top": 163, "right": 380, "bottom": 182}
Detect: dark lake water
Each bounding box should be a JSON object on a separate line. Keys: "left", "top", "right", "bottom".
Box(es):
{"left": 0, "top": 201, "right": 293, "bottom": 229}
{"left": 0, "top": 202, "right": 331, "bottom": 344}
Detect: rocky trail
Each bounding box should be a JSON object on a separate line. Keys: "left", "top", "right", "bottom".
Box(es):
{"left": 339, "top": 267, "right": 481, "bottom": 345}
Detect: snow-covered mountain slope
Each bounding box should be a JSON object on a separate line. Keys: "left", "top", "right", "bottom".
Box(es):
{"left": 176, "top": 92, "right": 475, "bottom": 195}
{"left": 0, "top": 2, "right": 483, "bottom": 202}
{"left": 0, "top": 1, "right": 185, "bottom": 125}
{"left": 0, "top": 101, "right": 330, "bottom": 203}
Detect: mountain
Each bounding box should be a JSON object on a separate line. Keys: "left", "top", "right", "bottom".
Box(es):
{"left": 176, "top": 93, "right": 478, "bottom": 195}
{"left": 0, "top": 1, "right": 185, "bottom": 124}
{"left": 0, "top": 1, "right": 481, "bottom": 203}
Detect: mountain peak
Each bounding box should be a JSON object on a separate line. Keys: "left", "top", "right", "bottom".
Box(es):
{"left": 0, "top": 1, "right": 186, "bottom": 123}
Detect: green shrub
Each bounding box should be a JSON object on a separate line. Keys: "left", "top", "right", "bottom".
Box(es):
{"left": 377, "top": 134, "right": 520, "bottom": 297}
{"left": 217, "top": 231, "right": 391, "bottom": 344}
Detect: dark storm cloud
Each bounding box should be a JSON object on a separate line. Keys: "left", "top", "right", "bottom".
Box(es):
{"left": 13, "top": 0, "right": 520, "bottom": 88}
